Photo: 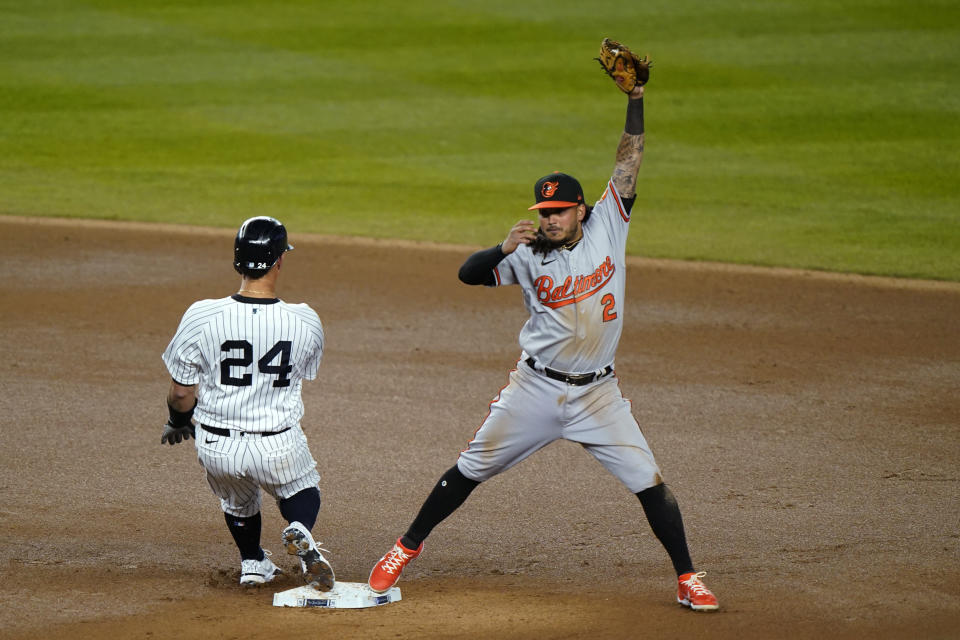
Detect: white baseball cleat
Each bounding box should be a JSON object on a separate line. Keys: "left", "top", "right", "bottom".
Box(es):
{"left": 282, "top": 521, "right": 335, "bottom": 591}
{"left": 239, "top": 549, "right": 282, "bottom": 586}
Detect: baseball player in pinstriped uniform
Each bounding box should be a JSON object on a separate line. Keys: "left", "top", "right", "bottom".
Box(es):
{"left": 368, "top": 80, "right": 720, "bottom": 610}
{"left": 161, "top": 216, "right": 335, "bottom": 590}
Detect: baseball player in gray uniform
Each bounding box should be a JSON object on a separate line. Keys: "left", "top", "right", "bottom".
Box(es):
{"left": 161, "top": 216, "right": 335, "bottom": 590}
{"left": 368, "top": 79, "right": 719, "bottom": 611}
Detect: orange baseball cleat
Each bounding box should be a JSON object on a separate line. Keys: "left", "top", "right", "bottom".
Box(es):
{"left": 368, "top": 538, "right": 423, "bottom": 593}
{"left": 677, "top": 571, "right": 720, "bottom": 611}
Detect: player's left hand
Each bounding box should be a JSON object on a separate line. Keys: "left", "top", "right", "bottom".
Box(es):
{"left": 161, "top": 420, "right": 195, "bottom": 445}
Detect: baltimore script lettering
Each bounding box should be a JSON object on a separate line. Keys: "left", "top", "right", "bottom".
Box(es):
{"left": 534, "top": 256, "right": 615, "bottom": 309}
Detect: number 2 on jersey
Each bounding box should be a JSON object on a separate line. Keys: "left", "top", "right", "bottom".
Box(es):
{"left": 220, "top": 340, "right": 293, "bottom": 387}
{"left": 601, "top": 293, "right": 618, "bottom": 322}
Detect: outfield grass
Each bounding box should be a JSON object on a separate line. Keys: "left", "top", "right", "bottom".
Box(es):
{"left": 1, "top": 0, "right": 958, "bottom": 280}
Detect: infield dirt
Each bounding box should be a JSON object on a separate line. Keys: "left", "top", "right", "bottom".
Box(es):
{"left": 1, "top": 217, "right": 957, "bottom": 639}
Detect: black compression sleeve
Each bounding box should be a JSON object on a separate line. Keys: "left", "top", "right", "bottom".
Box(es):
{"left": 403, "top": 465, "right": 480, "bottom": 548}
{"left": 637, "top": 483, "right": 694, "bottom": 576}
{"left": 625, "top": 96, "right": 644, "bottom": 135}
{"left": 458, "top": 244, "right": 507, "bottom": 285}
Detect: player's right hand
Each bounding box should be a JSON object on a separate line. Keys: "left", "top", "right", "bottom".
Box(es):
{"left": 502, "top": 220, "right": 537, "bottom": 254}
{"left": 161, "top": 420, "right": 195, "bottom": 445}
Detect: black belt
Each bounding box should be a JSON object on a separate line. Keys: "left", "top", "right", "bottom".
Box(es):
{"left": 525, "top": 358, "right": 613, "bottom": 386}
{"left": 200, "top": 424, "right": 290, "bottom": 437}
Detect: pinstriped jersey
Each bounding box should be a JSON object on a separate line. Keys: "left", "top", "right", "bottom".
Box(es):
{"left": 493, "top": 179, "right": 631, "bottom": 374}
{"left": 162, "top": 294, "right": 324, "bottom": 433}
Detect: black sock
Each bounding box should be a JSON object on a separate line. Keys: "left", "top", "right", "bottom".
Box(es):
{"left": 401, "top": 465, "right": 480, "bottom": 549}
{"left": 636, "top": 483, "right": 695, "bottom": 576}
{"left": 224, "top": 512, "right": 262, "bottom": 561}
{"left": 279, "top": 487, "right": 321, "bottom": 530}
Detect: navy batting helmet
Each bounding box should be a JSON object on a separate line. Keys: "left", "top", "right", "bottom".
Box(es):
{"left": 233, "top": 216, "right": 293, "bottom": 278}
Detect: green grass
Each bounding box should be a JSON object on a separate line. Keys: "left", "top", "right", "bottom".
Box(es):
{"left": 2, "top": 0, "right": 959, "bottom": 280}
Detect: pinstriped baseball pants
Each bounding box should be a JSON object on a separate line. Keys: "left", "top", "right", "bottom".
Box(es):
{"left": 195, "top": 424, "right": 321, "bottom": 517}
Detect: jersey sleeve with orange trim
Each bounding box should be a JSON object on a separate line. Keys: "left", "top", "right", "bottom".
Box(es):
{"left": 587, "top": 179, "right": 633, "bottom": 252}
{"left": 492, "top": 245, "right": 527, "bottom": 287}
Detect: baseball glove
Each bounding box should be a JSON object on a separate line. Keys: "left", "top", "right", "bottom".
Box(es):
{"left": 596, "top": 38, "right": 651, "bottom": 94}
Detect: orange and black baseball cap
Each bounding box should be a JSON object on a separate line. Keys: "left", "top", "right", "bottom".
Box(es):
{"left": 528, "top": 172, "right": 584, "bottom": 210}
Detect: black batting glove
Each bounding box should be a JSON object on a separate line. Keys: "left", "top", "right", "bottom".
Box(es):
{"left": 161, "top": 398, "right": 197, "bottom": 445}
{"left": 161, "top": 420, "right": 195, "bottom": 445}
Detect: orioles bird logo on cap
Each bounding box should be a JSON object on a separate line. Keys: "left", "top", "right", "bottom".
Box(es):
{"left": 541, "top": 181, "right": 559, "bottom": 198}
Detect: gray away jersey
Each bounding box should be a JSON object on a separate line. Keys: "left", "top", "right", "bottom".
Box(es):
{"left": 493, "top": 179, "right": 631, "bottom": 374}
{"left": 162, "top": 295, "right": 324, "bottom": 433}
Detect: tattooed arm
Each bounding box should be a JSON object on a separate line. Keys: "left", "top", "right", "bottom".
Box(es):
{"left": 611, "top": 84, "right": 645, "bottom": 199}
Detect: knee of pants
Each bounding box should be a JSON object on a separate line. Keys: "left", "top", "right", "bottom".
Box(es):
{"left": 219, "top": 492, "right": 262, "bottom": 518}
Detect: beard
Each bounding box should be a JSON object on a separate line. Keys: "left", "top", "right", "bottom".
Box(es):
{"left": 529, "top": 229, "right": 554, "bottom": 256}
{"left": 529, "top": 227, "right": 579, "bottom": 256}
